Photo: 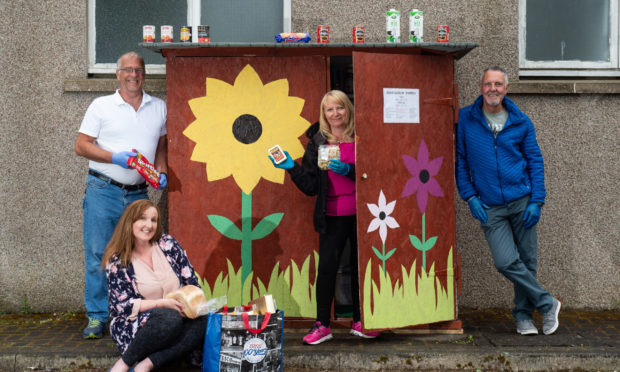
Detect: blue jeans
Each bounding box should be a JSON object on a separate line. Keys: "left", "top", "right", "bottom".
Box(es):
{"left": 481, "top": 196, "right": 553, "bottom": 322}
{"left": 83, "top": 172, "right": 148, "bottom": 322}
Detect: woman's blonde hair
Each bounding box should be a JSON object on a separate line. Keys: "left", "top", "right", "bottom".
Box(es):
{"left": 319, "top": 90, "right": 355, "bottom": 144}
{"left": 101, "top": 199, "right": 163, "bottom": 270}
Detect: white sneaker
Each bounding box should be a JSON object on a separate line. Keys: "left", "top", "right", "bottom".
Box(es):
{"left": 516, "top": 319, "right": 538, "bottom": 335}
{"left": 542, "top": 298, "right": 561, "bottom": 335}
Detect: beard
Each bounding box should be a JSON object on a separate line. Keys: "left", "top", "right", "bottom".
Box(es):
{"left": 484, "top": 94, "right": 501, "bottom": 107}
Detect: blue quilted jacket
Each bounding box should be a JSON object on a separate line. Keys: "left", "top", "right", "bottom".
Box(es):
{"left": 455, "top": 95, "right": 546, "bottom": 206}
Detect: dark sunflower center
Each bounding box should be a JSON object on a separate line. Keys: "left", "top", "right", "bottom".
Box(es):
{"left": 379, "top": 211, "right": 386, "bottom": 220}
{"left": 232, "top": 114, "right": 263, "bottom": 144}
{"left": 419, "top": 169, "right": 430, "bottom": 183}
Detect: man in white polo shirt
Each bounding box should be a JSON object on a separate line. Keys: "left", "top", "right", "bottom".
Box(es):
{"left": 75, "top": 51, "right": 168, "bottom": 339}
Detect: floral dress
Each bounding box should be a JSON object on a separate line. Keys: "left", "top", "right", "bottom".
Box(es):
{"left": 105, "top": 234, "right": 199, "bottom": 354}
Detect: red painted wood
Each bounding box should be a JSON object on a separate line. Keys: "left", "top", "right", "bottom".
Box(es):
{"left": 353, "top": 52, "right": 457, "bottom": 323}
{"left": 165, "top": 55, "right": 327, "bottom": 286}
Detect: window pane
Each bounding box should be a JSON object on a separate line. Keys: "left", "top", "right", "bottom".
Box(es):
{"left": 201, "top": 0, "right": 283, "bottom": 42}
{"left": 526, "top": 0, "right": 610, "bottom": 62}
{"left": 96, "top": 0, "right": 186, "bottom": 65}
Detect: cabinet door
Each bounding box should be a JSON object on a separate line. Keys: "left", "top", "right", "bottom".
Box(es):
{"left": 353, "top": 52, "right": 457, "bottom": 330}
{"left": 166, "top": 55, "right": 327, "bottom": 317}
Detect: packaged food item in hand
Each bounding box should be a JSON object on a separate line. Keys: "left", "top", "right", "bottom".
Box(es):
{"left": 275, "top": 32, "right": 311, "bottom": 43}
{"left": 268, "top": 145, "right": 287, "bottom": 164}
{"left": 126, "top": 150, "right": 160, "bottom": 189}
{"left": 318, "top": 144, "right": 340, "bottom": 170}
{"left": 166, "top": 285, "right": 208, "bottom": 319}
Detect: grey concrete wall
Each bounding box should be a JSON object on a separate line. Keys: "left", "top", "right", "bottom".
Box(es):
{"left": 0, "top": 0, "right": 617, "bottom": 313}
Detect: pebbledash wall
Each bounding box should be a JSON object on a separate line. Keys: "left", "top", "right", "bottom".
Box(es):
{"left": 0, "top": 1, "right": 617, "bottom": 314}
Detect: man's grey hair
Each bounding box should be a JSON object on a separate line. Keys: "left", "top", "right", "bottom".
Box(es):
{"left": 481, "top": 66, "right": 509, "bottom": 86}
{"left": 116, "top": 51, "right": 145, "bottom": 70}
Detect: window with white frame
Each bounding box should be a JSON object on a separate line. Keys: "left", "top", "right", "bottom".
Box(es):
{"left": 519, "top": 0, "right": 619, "bottom": 77}
{"left": 88, "top": 0, "right": 291, "bottom": 75}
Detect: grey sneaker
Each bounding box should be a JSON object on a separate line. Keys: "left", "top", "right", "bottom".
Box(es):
{"left": 82, "top": 317, "right": 105, "bottom": 339}
{"left": 516, "top": 319, "right": 538, "bottom": 335}
{"left": 542, "top": 297, "right": 561, "bottom": 335}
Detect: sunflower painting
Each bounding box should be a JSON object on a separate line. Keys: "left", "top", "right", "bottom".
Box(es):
{"left": 183, "top": 64, "right": 315, "bottom": 309}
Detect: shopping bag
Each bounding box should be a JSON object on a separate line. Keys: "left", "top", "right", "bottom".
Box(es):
{"left": 203, "top": 312, "right": 222, "bottom": 372}
{"left": 203, "top": 310, "right": 284, "bottom": 372}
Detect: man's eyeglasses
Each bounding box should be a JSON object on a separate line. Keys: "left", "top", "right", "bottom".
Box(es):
{"left": 118, "top": 67, "right": 146, "bottom": 75}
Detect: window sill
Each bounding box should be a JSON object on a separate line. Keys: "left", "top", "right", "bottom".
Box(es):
{"left": 509, "top": 80, "right": 620, "bottom": 94}
{"left": 63, "top": 78, "right": 166, "bottom": 93}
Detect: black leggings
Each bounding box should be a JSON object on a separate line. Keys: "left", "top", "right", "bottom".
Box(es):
{"left": 122, "top": 308, "right": 207, "bottom": 368}
{"left": 316, "top": 215, "right": 360, "bottom": 326}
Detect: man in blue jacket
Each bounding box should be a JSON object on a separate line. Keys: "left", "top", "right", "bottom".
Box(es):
{"left": 456, "top": 66, "right": 561, "bottom": 336}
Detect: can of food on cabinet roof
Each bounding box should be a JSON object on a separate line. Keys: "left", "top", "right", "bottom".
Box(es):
{"left": 436, "top": 25, "right": 449, "bottom": 42}
{"left": 409, "top": 9, "right": 423, "bottom": 42}
{"left": 197, "top": 25, "right": 210, "bottom": 43}
{"left": 161, "top": 25, "right": 173, "bottom": 43}
{"left": 180, "top": 26, "right": 191, "bottom": 42}
{"left": 142, "top": 25, "right": 156, "bottom": 43}
{"left": 386, "top": 9, "right": 400, "bottom": 43}
{"left": 317, "top": 25, "right": 330, "bottom": 43}
{"left": 352, "top": 26, "right": 365, "bottom": 43}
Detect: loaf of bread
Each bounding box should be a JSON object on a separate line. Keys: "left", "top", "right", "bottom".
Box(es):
{"left": 166, "top": 285, "right": 207, "bottom": 319}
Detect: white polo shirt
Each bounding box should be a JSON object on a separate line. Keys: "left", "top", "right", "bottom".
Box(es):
{"left": 79, "top": 90, "right": 167, "bottom": 185}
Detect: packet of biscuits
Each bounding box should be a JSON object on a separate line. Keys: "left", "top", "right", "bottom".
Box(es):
{"left": 317, "top": 144, "right": 340, "bottom": 170}
{"left": 127, "top": 149, "right": 160, "bottom": 189}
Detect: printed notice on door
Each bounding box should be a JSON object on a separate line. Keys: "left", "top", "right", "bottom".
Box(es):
{"left": 383, "top": 88, "right": 420, "bottom": 124}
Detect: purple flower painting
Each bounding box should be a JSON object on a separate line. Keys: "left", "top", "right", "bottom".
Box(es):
{"left": 401, "top": 140, "right": 444, "bottom": 214}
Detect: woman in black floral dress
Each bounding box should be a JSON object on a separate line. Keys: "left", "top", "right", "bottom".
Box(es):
{"left": 102, "top": 199, "right": 206, "bottom": 372}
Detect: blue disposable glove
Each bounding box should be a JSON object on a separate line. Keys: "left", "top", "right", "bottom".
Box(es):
{"left": 328, "top": 159, "right": 350, "bottom": 176}
{"left": 522, "top": 203, "right": 541, "bottom": 229}
{"left": 268, "top": 150, "right": 294, "bottom": 170}
{"left": 468, "top": 196, "right": 489, "bottom": 223}
{"left": 158, "top": 172, "right": 167, "bottom": 189}
{"left": 111, "top": 151, "right": 137, "bottom": 169}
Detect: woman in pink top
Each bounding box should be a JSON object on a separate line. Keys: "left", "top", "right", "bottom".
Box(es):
{"left": 270, "top": 90, "right": 379, "bottom": 345}
{"left": 102, "top": 200, "right": 206, "bottom": 372}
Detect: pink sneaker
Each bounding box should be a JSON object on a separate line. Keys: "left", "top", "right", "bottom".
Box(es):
{"left": 302, "top": 321, "right": 333, "bottom": 345}
{"left": 350, "top": 321, "right": 380, "bottom": 339}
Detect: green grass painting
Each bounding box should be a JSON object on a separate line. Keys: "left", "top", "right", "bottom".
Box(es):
{"left": 196, "top": 251, "right": 319, "bottom": 317}
{"left": 362, "top": 247, "right": 455, "bottom": 328}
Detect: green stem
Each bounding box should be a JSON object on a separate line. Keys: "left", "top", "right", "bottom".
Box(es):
{"left": 422, "top": 213, "right": 426, "bottom": 271}
{"left": 382, "top": 242, "right": 386, "bottom": 273}
{"left": 241, "top": 191, "right": 253, "bottom": 297}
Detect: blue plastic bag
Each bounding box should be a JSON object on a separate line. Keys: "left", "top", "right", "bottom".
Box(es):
{"left": 202, "top": 312, "right": 222, "bottom": 372}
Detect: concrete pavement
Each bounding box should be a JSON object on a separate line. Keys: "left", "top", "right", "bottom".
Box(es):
{"left": 0, "top": 308, "right": 618, "bottom": 371}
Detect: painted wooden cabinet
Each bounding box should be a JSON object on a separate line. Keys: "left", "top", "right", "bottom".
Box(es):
{"left": 149, "top": 43, "right": 476, "bottom": 331}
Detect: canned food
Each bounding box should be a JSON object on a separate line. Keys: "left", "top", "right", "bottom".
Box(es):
{"left": 161, "top": 25, "right": 173, "bottom": 43}
{"left": 352, "top": 26, "right": 365, "bottom": 43}
{"left": 197, "top": 25, "right": 210, "bottom": 43}
{"left": 180, "top": 26, "right": 191, "bottom": 42}
{"left": 142, "top": 25, "right": 155, "bottom": 43}
{"left": 317, "top": 25, "right": 330, "bottom": 43}
{"left": 436, "top": 25, "right": 449, "bottom": 43}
